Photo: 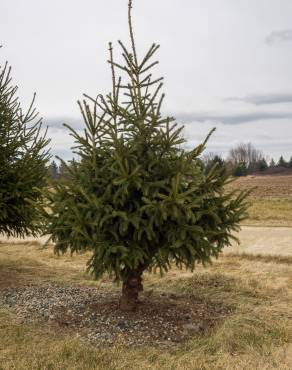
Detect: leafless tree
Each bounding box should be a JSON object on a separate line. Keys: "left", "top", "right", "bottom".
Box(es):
{"left": 228, "top": 143, "right": 265, "bottom": 167}
{"left": 201, "top": 152, "right": 218, "bottom": 166}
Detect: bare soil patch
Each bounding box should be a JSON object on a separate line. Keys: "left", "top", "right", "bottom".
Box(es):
{"left": 0, "top": 282, "right": 232, "bottom": 348}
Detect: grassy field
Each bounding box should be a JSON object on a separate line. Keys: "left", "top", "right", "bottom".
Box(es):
{"left": 246, "top": 199, "right": 292, "bottom": 226}
{"left": 227, "top": 175, "right": 292, "bottom": 226}
{"left": 0, "top": 175, "right": 292, "bottom": 369}
{"left": 1, "top": 239, "right": 292, "bottom": 370}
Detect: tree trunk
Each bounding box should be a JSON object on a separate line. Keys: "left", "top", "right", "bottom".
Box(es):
{"left": 120, "top": 269, "right": 144, "bottom": 311}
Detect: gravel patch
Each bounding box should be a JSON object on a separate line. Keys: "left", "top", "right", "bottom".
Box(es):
{"left": 0, "top": 283, "right": 232, "bottom": 347}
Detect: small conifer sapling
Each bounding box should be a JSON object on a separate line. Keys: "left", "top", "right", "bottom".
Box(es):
{"left": 44, "top": 1, "right": 249, "bottom": 311}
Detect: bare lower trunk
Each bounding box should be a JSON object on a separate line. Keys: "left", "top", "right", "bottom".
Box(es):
{"left": 120, "top": 269, "right": 144, "bottom": 311}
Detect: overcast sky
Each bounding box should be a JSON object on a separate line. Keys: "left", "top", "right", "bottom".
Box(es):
{"left": 1, "top": 0, "right": 292, "bottom": 161}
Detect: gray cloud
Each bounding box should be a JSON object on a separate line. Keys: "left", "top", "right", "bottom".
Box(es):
{"left": 265, "top": 29, "right": 292, "bottom": 45}
{"left": 45, "top": 114, "right": 292, "bottom": 161}
{"left": 46, "top": 111, "right": 292, "bottom": 130}
{"left": 52, "top": 148, "right": 73, "bottom": 160}
{"left": 45, "top": 117, "right": 83, "bottom": 130}
{"left": 226, "top": 93, "right": 292, "bottom": 106}
{"left": 176, "top": 112, "right": 292, "bottom": 125}
{"left": 182, "top": 120, "right": 292, "bottom": 160}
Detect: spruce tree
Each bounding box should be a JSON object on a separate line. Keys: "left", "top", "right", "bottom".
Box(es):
{"left": 203, "top": 153, "right": 226, "bottom": 175}
{"left": 48, "top": 161, "right": 59, "bottom": 179}
{"left": 58, "top": 161, "right": 70, "bottom": 180}
{"left": 269, "top": 158, "right": 275, "bottom": 168}
{"left": 44, "top": 0, "right": 249, "bottom": 311}
{"left": 0, "top": 50, "right": 50, "bottom": 237}
{"left": 278, "top": 156, "right": 287, "bottom": 168}
{"left": 258, "top": 158, "right": 268, "bottom": 172}
{"left": 233, "top": 162, "right": 248, "bottom": 177}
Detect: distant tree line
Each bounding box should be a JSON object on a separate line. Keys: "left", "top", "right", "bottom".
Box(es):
{"left": 47, "top": 160, "right": 69, "bottom": 180}
{"left": 201, "top": 143, "right": 292, "bottom": 177}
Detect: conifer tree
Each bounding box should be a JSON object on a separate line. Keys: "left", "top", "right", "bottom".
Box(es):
{"left": 58, "top": 161, "right": 70, "bottom": 180}
{"left": 204, "top": 154, "right": 227, "bottom": 176}
{"left": 48, "top": 161, "right": 59, "bottom": 179}
{"left": 258, "top": 158, "right": 268, "bottom": 172}
{"left": 0, "top": 49, "right": 50, "bottom": 237}
{"left": 278, "top": 155, "right": 288, "bottom": 168}
{"left": 233, "top": 162, "right": 248, "bottom": 177}
{"left": 44, "top": 0, "right": 249, "bottom": 311}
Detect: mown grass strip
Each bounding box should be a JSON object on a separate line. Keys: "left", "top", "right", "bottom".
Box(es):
{"left": 227, "top": 252, "right": 292, "bottom": 265}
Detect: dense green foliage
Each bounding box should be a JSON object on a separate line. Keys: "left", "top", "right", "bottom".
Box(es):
{"left": 0, "top": 53, "right": 50, "bottom": 237}
{"left": 47, "top": 160, "right": 70, "bottom": 180}
{"left": 203, "top": 155, "right": 227, "bottom": 176}
{"left": 48, "top": 160, "right": 59, "bottom": 179}
{"left": 233, "top": 163, "right": 248, "bottom": 177}
{"left": 278, "top": 155, "right": 288, "bottom": 168}
{"left": 44, "top": 0, "right": 249, "bottom": 308}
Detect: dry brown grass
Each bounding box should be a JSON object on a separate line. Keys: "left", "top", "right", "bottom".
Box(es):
{"left": 227, "top": 226, "right": 292, "bottom": 257}
{"left": 1, "top": 175, "right": 292, "bottom": 368}
{"left": 0, "top": 240, "right": 292, "bottom": 369}
{"left": 227, "top": 175, "right": 292, "bottom": 199}
{"left": 226, "top": 175, "right": 292, "bottom": 226}
{"left": 245, "top": 199, "right": 292, "bottom": 226}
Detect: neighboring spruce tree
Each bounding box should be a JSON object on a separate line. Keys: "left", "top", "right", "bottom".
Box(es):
{"left": 0, "top": 50, "right": 50, "bottom": 237}
{"left": 204, "top": 155, "right": 227, "bottom": 176}
{"left": 58, "top": 161, "right": 70, "bottom": 180}
{"left": 269, "top": 158, "right": 276, "bottom": 168}
{"left": 48, "top": 161, "right": 59, "bottom": 179}
{"left": 258, "top": 158, "right": 268, "bottom": 172}
{"left": 44, "top": 0, "right": 249, "bottom": 311}
{"left": 233, "top": 162, "right": 248, "bottom": 177}
{"left": 278, "top": 156, "right": 288, "bottom": 168}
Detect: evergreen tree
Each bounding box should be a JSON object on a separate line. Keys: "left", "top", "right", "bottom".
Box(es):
{"left": 0, "top": 50, "right": 50, "bottom": 237}
{"left": 48, "top": 161, "right": 59, "bottom": 179}
{"left": 269, "top": 158, "right": 275, "bottom": 168}
{"left": 58, "top": 160, "right": 70, "bottom": 180}
{"left": 203, "top": 153, "right": 227, "bottom": 175}
{"left": 278, "top": 156, "right": 288, "bottom": 168}
{"left": 258, "top": 158, "right": 268, "bottom": 172}
{"left": 288, "top": 156, "right": 292, "bottom": 169}
{"left": 233, "top": 162, "right": 248, "bottom": 177}
{"left": 44, "top": 0, "right": 249, "bottom": 311}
